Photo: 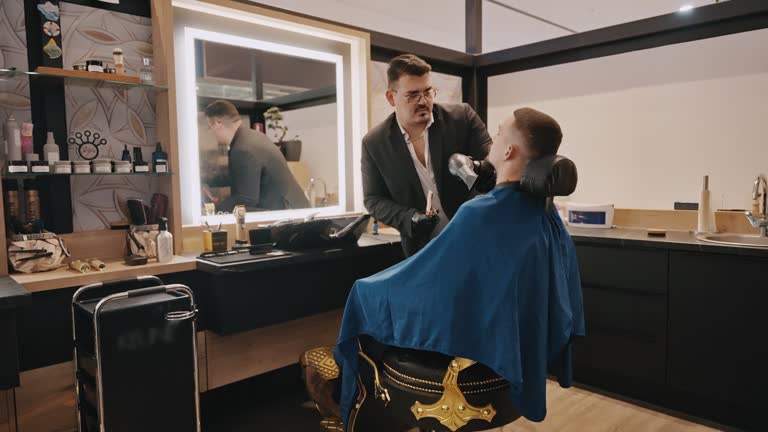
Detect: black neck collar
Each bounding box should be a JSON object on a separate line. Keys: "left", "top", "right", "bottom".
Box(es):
{"left": 494, "top": 181, "right": 521, "bottom": 191}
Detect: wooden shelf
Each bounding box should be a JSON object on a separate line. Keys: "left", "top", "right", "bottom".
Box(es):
{"left": 10, "top": 255, "right": 197, "bottom": 293}
{"left": 36, "top": 66, "right": 142, "bottom": 84}
{"left": 0, "top": 68, "right": 168, "bottom": 90}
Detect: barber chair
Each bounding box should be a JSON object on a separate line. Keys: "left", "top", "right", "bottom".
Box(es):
{"left": 303, "top": 155, "right": 578, "bottom": 432}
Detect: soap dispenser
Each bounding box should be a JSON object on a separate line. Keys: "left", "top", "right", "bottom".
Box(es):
{"left": 156, "top": 217, "right": 173, "bottom": 263}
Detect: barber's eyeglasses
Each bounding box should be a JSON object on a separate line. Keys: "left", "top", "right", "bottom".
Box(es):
{"left": 394, "top": 88, "right": 438, "bottom": 104}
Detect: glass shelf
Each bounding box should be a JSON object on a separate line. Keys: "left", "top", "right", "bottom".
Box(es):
{"left": 0, "top": 68, "right": 168, "bottom": 91}
{"left": 3, "top": 171, "right": 174, "bottom": 179}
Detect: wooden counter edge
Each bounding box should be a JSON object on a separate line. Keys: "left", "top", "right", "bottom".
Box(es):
{"left": 10, "top": 255, "right": 197, "bottom": 293}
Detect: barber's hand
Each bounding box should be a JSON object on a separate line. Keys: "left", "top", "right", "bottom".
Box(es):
{"left": 411, "top": 211, "right": 439, "bottom": 239}
{"left": 474, "top": 159, "right": 497, "bottom": 193}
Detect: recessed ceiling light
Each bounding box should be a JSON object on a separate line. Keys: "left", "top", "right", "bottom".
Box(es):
{"left": 679, "top": 4, "right": 695, "bottom": 12}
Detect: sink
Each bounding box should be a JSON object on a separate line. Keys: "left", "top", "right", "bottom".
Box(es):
{"left": 697, "top": 233, "right": 768, "bottom": 248}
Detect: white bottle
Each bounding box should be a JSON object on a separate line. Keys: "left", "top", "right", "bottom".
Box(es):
{"left": 697, "top": 175, "right": 714, "bottom": 234}
{"left": 156, "top": 217, "right": 174, "bottom": 263}
{"left": 4, "top": 115, "right": 21, "bottom": 161}
{"left": 43, "top": 132, "right": 59, "bottom": 164}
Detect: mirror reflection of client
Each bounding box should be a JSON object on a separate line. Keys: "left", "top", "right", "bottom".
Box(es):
{"left": 204, "top": 100, "right": 310, "bottom": 212}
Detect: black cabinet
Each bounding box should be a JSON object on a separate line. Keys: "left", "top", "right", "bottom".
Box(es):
{"left": 197, "top": 245, "right": 403, "bottom": 335}
{"left": 0, "top": 309, "right": 20, "bottom": 389}
{"left": 0, "top": 276, "right": 29, "bottom": 389}
{"left": 669, "top": 251, "right": 768, "bottom": 428}
{"left": 573, "top": 245, "right": 669, "bottom": 390}
{"left": 572, "top": 241, "right": 768, "bottom": 430}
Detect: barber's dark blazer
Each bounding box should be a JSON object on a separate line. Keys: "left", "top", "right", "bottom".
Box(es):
{"left": 362, "top": 103, "right": 493, "bottom": 256}
{"left": 216, "top": 126, "right": 309, "bottom": 212}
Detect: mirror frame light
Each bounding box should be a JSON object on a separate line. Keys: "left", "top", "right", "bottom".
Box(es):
{"left": 173, "top": 0, "right": 369, "bottom": 227}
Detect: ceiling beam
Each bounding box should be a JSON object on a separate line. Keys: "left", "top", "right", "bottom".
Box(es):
{"left": 466, "top": 0, "right": 483, "bottom": 54}
{"left": 475, "top": 0, "right": 768, "bottom": 76}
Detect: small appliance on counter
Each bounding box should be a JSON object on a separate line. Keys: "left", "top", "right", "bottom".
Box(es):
{"left": 566, "top": 203, "right": 615, "bottom": 228}
{"left": 269, "top": 214, "right": 371, "bottom": 250}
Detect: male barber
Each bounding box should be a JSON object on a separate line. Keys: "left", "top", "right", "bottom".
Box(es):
{"left": 204, "top": 100, "right": 309, "bottom": 211}
{"left": 362, "top": 54, "right": 495, "bottom": 256}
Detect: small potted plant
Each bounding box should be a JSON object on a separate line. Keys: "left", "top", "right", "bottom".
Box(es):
{"left": 263, "top": 106, "right": 302, "bottom": 161}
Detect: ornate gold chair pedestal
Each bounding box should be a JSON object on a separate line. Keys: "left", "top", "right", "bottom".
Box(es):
{"left": 302, "top": 346, "right": 520, "bottom": 432}
{"left": 410, "top": 358, "right": 496, "bottom": 431}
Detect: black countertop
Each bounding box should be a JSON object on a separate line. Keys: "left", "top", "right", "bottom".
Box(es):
{"left": 195, "top": 233, "right": 402, "bottom": 274}
{"left": 569, "top": 227, "right": 768, "bottom": 258}
{"left": 193, "top": 226, "right": 768, "bottom": 269}
{"left": 0, "top": 275, "right": 30, "bottom": 310}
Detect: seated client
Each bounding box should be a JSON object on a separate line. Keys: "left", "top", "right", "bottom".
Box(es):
{"left": 308, "top": 107, "right": 585, "bottom": 431}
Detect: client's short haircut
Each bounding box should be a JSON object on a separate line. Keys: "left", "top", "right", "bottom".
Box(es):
{"left": 204, "top": 99, "right": 240, "bottom": 122}
{"left": 513, "top": 107, "right": 562, "bottom": 158}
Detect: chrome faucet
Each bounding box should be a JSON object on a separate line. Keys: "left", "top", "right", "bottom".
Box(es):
{"left": 746, "top": 175, "right": 768, "bottom": 237}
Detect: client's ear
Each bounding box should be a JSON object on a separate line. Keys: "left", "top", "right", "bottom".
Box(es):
{"left": 505, "top": 143, "right": 520, "bottom": 161}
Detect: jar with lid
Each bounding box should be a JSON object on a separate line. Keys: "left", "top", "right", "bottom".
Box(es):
{"left": 53, "top": 161, "right": 72, "bottom": 174}
{"left": 113, "top": 160, "right": 132, "bottom": 174}
{"left": 86, "top": 60, "right": 104, "bottom": 73}
{"left": 73, "top": 160, "right": 91, "bottom": 174}
{"left": 8, "top": 160, "right": 28, "bottom": 173}
{"left": 30, "top": 160, "right": 50, "bottom": 173}
{"left": 91, "top": 159, "right": 111, "bottom": 174}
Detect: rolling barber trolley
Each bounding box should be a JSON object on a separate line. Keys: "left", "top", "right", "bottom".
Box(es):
{"left": 72, "top": 276, "right": 201, "bottom": 432}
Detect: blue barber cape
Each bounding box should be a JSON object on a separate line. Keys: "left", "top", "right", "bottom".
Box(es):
{"left": 334, "top": 184, "right": 585, "bottom": 425}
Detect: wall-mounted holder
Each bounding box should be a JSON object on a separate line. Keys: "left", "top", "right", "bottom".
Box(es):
{"left": 68, "top": 130, "right": 107, "bottom": 160}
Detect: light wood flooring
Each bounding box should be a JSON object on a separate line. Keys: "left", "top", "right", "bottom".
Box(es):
{"left": 493, "top": 381, "right": 722, "bottom": 432}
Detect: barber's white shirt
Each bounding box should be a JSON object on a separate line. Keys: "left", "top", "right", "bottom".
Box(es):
{"left": 398, "top": 117, "right": 449, "bottom": 238}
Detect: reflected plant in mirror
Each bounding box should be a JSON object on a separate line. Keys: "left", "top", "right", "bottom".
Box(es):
{"left": 264, "top": 106, "right": 302, "bottom": 162}
{"left": 264, "top": 107, "right": 287, "bottom": 141}
{"left": 194, "top": 40, "right": 341, "bottom": 216}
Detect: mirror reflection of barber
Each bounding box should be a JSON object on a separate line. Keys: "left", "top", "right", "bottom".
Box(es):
{"left": 362, "top": 54, "right": 496, "bottom": 256}
{"left": 203, "top": 100, "right": 309, "bottom": 212}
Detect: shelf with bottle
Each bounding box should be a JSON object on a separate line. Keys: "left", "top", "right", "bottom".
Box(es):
{"left": 0, "top": 67, "right": 167, "bottom": 91}
{"left": 2, "top": 171, "right": 175, "bottom": 179}
{"left": 1, "top": 132, "right": 173, "bottom": 178}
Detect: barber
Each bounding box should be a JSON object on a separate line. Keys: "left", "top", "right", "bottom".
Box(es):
{"left": 204, "top": 99, "right": 309, "bottom": 212}
{"left": 362, "top": 54, "right": 495, "bottom": 256}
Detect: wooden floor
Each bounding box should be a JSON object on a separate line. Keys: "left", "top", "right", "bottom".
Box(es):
{"left": 494, "top": 381, "right": 721, "bottom": 432}
{"left": 203, "top": 374, "right": 726, "bottom": 432}
{"left": 11, "top": 364, "right": 726, "bottom": 432}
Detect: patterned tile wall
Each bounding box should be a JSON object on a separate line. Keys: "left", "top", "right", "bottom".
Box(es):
{"left": 60, "top": 3, "right": 157, "bottom": 232}
{"left": 0, "top": 0, "right": 31, "bottom": 125}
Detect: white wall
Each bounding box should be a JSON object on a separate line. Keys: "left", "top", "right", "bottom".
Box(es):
{"left": 251, "top": 0, "right": 465, "bottom": 52}
{"left": 279, "top": 103, "right": 340, "bottom": 196}
{"left": 488, "top": 29, "right": 768, "bottom": 211}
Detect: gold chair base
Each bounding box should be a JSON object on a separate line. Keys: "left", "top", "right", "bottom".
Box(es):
{"left": 411, "top": 358, "right": 496, "bottom": 431}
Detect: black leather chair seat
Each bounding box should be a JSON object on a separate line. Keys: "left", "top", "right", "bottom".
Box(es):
{"left": 352, "top": 347, "right": 521, "bottom": 432}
